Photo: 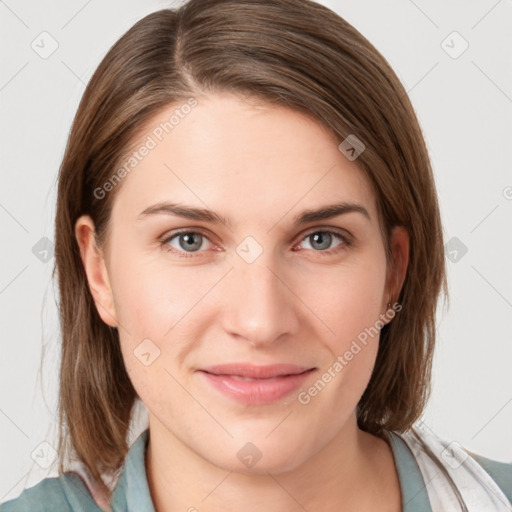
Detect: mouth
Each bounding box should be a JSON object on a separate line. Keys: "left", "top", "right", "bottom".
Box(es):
{"left": 197, "top": 364, "right": 316, "bottom": 404}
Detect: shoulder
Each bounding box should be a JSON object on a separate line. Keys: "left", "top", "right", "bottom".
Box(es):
{"left": 469, "top": 451, "right": 512, "bottom": 504}
{"left": 1, "top": 476, "right": 71, "bottom": 512}
{"left": 389, "top": 426, "right": 512, "bottom": 507}
{"left": 0, "top": 472, "right": 104, "bottom": 512}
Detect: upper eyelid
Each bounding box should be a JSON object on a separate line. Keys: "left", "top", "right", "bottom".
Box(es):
{"left": 161, "top": 226, "right": 352, "bottom": 247}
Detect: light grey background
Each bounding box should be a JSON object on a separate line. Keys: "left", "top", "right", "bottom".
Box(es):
{"left": 1, "top": 0, "right": 511, "bottom": 502}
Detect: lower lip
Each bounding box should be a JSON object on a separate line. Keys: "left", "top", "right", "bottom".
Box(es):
{"left": 198, "top": 370, "right": 315, "bottom": 405}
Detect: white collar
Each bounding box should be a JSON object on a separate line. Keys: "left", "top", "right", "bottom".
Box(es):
{"left": 394, "top": 422, "right": 510, "bottom": 512}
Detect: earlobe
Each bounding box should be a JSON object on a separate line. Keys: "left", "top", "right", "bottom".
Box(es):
{"left": 381, "top": 226, "right": 409, "bottom": 324}
{"left": 388, "top": 226, "right": 410, "bottom": 305}
{"left": 74, "top": 215, "right": 118, "bottom": 328}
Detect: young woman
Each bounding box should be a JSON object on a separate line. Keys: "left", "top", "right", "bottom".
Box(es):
{"left": 2, "top": 0, "right": 511, "bottom": 511}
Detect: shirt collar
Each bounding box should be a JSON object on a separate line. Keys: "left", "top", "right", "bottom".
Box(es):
{"left": 110, "top": 428, "right": 155, "bottom": 512}
{"left": 110, "top": 428, "right": 432, "bottom": 512}
{"left": 386, "top": 430, "right": 433, "bottom": 512}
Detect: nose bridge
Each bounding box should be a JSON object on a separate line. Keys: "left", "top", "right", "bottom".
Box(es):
{"left": 221, "top": 248, "right": 297, "bottom": 346}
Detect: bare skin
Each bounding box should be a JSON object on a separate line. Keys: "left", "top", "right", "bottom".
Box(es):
{"left": 76, "top": 92, "right": 408, "bottom": 511}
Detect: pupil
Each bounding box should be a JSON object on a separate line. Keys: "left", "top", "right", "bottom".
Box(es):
{"left": 312, "top": 232, "right": 331, "bottom": 250}
{"left": 180, "top": 233, "right": 201, "bottom": 251}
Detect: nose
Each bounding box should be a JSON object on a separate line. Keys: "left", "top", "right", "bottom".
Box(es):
{"left": 220, "top": 257, "right": 299, "bottom": 348}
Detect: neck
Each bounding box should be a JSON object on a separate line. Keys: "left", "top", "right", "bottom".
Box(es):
{"left": 145, "top": 415, "right": 401, "bottom": 512}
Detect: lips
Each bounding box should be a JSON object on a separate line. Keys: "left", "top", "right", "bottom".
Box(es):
{"left": 200, "top": 363, "right": 313, "bottom": 379}
{"left": 197, "top": 363, "right": 316, "bottom": 404}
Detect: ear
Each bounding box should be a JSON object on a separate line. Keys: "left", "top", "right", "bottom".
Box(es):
{"left": 75, "top": 215, "right": 118, "bottom": 328}
{"left": 383, "top": 225, "right": 409, "bottom": 313}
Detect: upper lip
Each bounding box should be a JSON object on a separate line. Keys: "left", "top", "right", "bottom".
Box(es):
{"left": 199, "top": 364, "right": 315, "bottom": 379}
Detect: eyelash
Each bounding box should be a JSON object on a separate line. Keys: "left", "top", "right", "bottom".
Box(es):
{"left": 159, "top": 228, "right": 353, "bottom": 259}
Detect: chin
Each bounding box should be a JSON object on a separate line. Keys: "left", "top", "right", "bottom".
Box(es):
{"left": 201, "top": 429, "right": 315, "bottom": 476}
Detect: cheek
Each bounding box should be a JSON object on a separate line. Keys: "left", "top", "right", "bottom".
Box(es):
{"left": 297, "top": 254, "right": 387, "bottom": 344}
{"left": 109, "top": 254, "right": 218, "bottom": 386}
{"left": 111, "top": 262, "right": 187, "bottom": 412}
{"left": 298, "top": 266, "right": 386, "bottom": 420}
{"left": 298, "top": 252, "right": 387, "bottom": 402}
{"left": 109, "top": 251, "right": 205, "bottom": 336}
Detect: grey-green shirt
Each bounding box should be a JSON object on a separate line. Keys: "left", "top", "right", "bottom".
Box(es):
{"left": 2, "top": 429, "right": 511, "bottom": 511}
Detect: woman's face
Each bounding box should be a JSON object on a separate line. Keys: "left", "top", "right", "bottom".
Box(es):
{"left": 77, "top": 92, "right": 408, "bottom": 473}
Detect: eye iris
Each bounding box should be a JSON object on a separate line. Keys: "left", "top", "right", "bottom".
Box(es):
{"left": 310, "top": 232, "right": 332, "bottom": 251}
{"left": 172, "top": 232, "right": 338, "bottom": 253}
{"left": 179, "top": 233, "right": 202, "bottom": 252}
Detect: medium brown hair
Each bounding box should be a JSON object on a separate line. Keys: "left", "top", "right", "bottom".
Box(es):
{"left": 53, "top": 0, "right": 448, "bottom": 501}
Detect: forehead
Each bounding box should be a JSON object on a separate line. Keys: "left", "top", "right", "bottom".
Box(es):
{"left": 110, "top": 92, "right": 377, "bottom": 226}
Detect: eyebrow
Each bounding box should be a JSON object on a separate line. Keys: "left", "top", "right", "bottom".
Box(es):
{"left": 137, "top": 201, "right": 371, "bottom": 227}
